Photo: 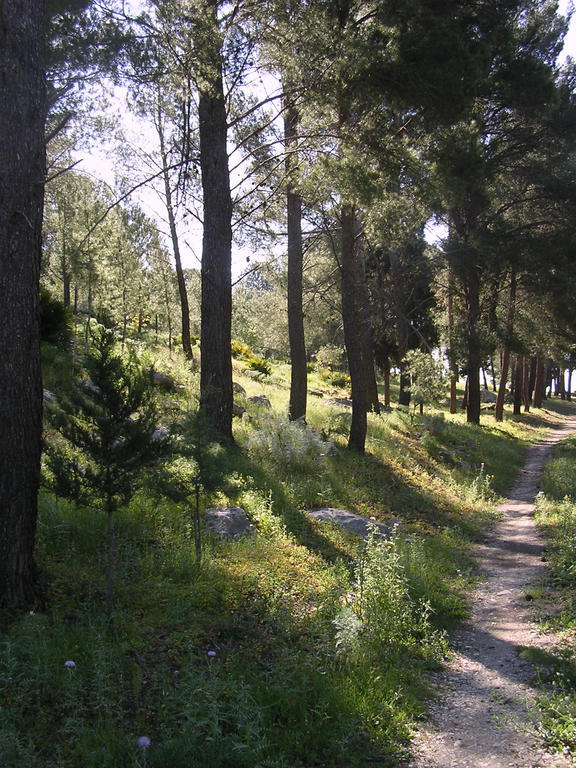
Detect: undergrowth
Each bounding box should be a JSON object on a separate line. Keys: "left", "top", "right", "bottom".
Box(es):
{"left": 0, "top": 345, "right": 560, "bottom": 767}
{"left": 530, "top": 423, "right": 576, "bottom": 758}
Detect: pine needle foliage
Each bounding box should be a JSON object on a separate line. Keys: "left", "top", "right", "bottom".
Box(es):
{"left": 45, "top": 328, "right": 160, "bottom": 610}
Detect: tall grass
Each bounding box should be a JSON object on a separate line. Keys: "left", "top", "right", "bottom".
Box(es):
{"left": 529, "top": 424, "right": 576, "bottom": 757}
{"left": 1, "top": 346, "right": 562, "bottom": 766}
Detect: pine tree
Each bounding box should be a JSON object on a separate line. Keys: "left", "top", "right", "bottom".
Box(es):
{"left": 45, "top": 328, "right": 160, "bottom": 611}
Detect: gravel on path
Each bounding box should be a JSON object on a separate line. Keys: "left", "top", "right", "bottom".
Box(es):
{"left": 406, "top": 416, "right": 576, "bottom": 768}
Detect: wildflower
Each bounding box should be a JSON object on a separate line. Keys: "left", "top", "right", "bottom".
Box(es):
{"left": 137, "top": 736, "right": 151, "bottom": 749}
{"left": 64, "top": 660, "right": 76, "bottom": 669}
{"left": 29, "top": 610, "right": 35, "bottom": 616}
{"left": 369, "top": 516, "right": 376, "bottom": 521}
{"left": 207, "top": 650, "right": 217, "bottom": 658}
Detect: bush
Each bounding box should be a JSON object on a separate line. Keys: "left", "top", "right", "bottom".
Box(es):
{"left": 231, "top": 339, "right": 252, "bottom": 360}
{"left": 246, "top": 356, "right": 272, "bottom": 377}
{"left": 40, "top": 287, "right": 73, "bottom": 348}
{"left": 403, "top": 350, "right": 447, "bottom": 412}
{"left": 316, "top": 345, "right": 345, "bottom": 369}
{"left": 319, "top": 367, "right": 351, "bottom": 388}
{"left": 246, "top": 415, "right": 335, "bottom": 473}
{"left": 334, "top": 523, "right": 447, "bottom": 663}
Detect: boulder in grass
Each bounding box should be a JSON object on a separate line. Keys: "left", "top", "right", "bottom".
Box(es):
{"left": 480, "top": 388, "right": 497, "bottom": 403}
{"left": 247, "top": 394, "right": 271, "bottom": 409}
{"left": 153, "top": 371, "right": 176, "bottom": 390}
{"left": 326, "top": 397, "right": 353, "bottom": 409}
{"left": 233, "top": 381, "right": 247, "bottom": 395}
{"left": 151, "top": 426, "right": 170, "bottom": 443}
{"left": 233, "top": 402, "right": 246, "bottom": 417}
{"left": 306, "top": 507, "right": 390, "bottom": 539}
{"left": 82, "top": 377, "right": 102, "bottom": 396}
{"left": 308, "top": 389, "right": 324, "bottom": 398}
{"left": 205, "top": 506, "right": 255, "bottom": 540}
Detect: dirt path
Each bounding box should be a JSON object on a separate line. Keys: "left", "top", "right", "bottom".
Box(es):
{"left": 406, "top": 415, "right": 576, "bottom": 768}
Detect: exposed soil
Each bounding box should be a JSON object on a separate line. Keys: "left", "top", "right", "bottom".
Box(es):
{"left": 406, "top": 415, "right": 576, "bottom": 768}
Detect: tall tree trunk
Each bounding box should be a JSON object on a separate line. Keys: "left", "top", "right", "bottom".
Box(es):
{"left": 522, "top": 356, "right": 530, "bottom": 412}
{"left": 0, "top": 1, "right": 46, "bottom": 607}
{"left": 383, "top": 361, "right": 390, "bottom": 407}
{"left": 198, "top": 10, "right": 233, "bottom": 443}
{"left": 465, "top": 267, "right": 482, "bottom": 424}
{"left": 533, "top": 356, "right": 545, "bottom": 408}
{"left": 495, "top": 268, "right": 516, "bottom": 422}
{"left": 284, "top": 91, "right": 307, "bottom": 421}
{"left": 156, "top": 93, "right": 193, "bottom": 361}
{"left": 341, "top": 205, "right": 367, "bottom": 452}
{"left": 389, "top": 249, "right": 411, "bottom": 406}
{"left": 61, "top": 244, "right": 71, "bottom": 307}
{"left": 513, "top": 355, "right": 523, "bottom": 415}
{"left": 447, "top": 268, "right": 458, "bottom": 414}
{"left": 559, "top": 365, "right": 566, "bottom": 400}
{"left": 354, "top": 218, "right": 380, "bottom": 413}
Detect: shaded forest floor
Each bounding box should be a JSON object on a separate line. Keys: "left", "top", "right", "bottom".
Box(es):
{"left": 5, "top": 350, "right": 576, "bottom": 767}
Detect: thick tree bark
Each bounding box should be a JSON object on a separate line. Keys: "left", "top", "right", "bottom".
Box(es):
{"left": 533, "top": 355, "right": 545, "bottom": 408}
{"left": 198, "top": 14, "right": 233, "bottom": 443}
{"left": 465, "top": 267, "right": 482, "bottom": 424}
{"left": 383, "top": 363, "right": 390, "bottom": 407}
{"left": 522, "top": 356, "right": 531, "bottom": 412}
{"left": 513, "top": 355, "right": 523, "bottom": 415}
{"left": 559, "top": 365, "right": 566, "bottom": 400}
{"left": 495, "top": 269, "right": 516, "bottom": 422}
{"left": 354, "top": 219, "right": 380, "bottom": 414}
{"left": 341, "top": 205, "right": 367, "bottom": 452}
{"left": 156, "top": 95, "right": 193, "bottom": 361}
{"left": 447, "top": 268, "right": 458, "bottom": 414}
{"left": 389, "top": 249, "right": 411, "bottom": 406}
{"left": 284, "top": 92, "right": 307, "bottom": 422}
{"left": 0, "top": 1, "right": 46, "bottom": 607}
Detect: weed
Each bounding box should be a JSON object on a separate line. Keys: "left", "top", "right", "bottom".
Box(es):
{"left": 245, "top": 414, "right": 335, "bottom": 473}
{"left": 334, "top": 523, "right": 448, "bottom": 664}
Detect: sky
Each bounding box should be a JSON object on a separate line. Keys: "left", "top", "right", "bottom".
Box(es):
{"left": 75, "top": 1, "right": 576, "bottom": 279}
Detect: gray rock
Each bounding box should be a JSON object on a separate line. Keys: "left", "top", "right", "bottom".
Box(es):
{"left": 151, "top": 426, "right": 170, "bottom": 443}
{"left": 308, "top": 389, "right": 324, "bottom": 398}
{"left": 306, "top": 507, "right": 390, "bottom": 538}
{"left": 233, "top": 382, "right": 247, "bottom": 395}
{"left": 481, "top": 388, "right": 498, "bottom": 403}
{"left": 326, "top": 397, "right": 353, "bottom": 409}
{"left": 43, "top": 389, "right": 57, "bottom": 404}
{"left": 153, "top": 371, "right": 176, "bottom": 390}
{"left": 232, "top": 402, "right": 246, "bottom": 417}
{"left": 333, "top": 411, "right": 352, "bottom": 421}
{"left": 247, "top": 394, "right": 271, "bottom": 408}
{"left": 205, "top": 506, "right": 255, "bottom": 540}
{"left": 82, "top": 377, "right": 101, "bottom": 396}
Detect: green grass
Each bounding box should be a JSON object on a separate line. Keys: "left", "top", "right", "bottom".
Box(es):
{"left": 526, "top": 408, "right": 576, "bottom": 757}
{"left": 1, "top": 346, "right": 568, "bottom": 767}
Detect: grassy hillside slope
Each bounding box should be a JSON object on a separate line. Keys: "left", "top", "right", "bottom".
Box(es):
{"left": 1, "top": 349, "right": 569, "bottom": 768}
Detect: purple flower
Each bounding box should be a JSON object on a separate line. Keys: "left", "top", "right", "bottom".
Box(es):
{"left": 369, "top": 516, "right": 376, "bottom": 521}
{"left": 207, "top": 650, "right": 217, "bottom": 658}
{"left": 64, "top": 660, "right": 76, "bottom": 669}
{"left": 137, "top": 736, "right": 151, "bottom": 749}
